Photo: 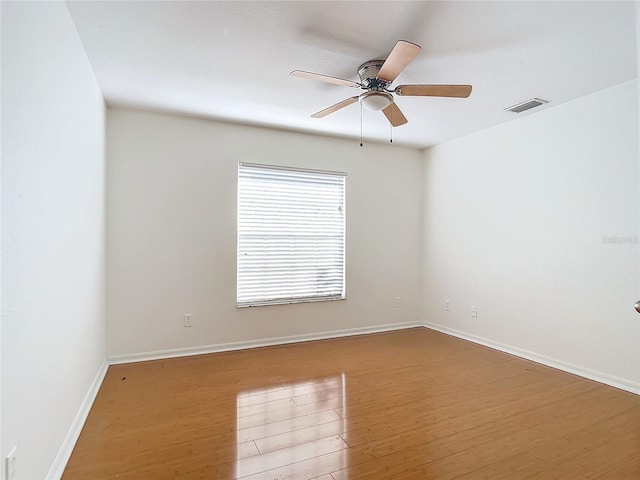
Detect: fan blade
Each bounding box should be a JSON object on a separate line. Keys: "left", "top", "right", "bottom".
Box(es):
{"left": 311, "top": 96, "right": 359, "bottom": 118}
{"left": 291, "top": 70, "right": 361, "bottom": 88}
{"left": 395, "top": 84, "right": 472, "bottom": 98}
{"left": 382, "top": 102, "right": 408, "bottom": 127}
{"left": 377, "top": 40, "right": 421, "bottom": 83}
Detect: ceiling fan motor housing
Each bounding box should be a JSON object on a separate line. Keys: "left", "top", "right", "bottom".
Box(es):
{"left": 358, "top": 60, "right": 389, "bottom": 89}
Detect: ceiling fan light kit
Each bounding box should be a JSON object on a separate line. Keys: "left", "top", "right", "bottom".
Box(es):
{"left": 290, "top": 39, "right": 472, "bottom": 133}
{"left": 360, "top": 91, "right": 393, "bottom": 111}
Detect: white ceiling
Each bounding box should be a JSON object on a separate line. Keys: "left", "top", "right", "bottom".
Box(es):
{"left": 66, "top": 1, "right": 637, "bottom": 149}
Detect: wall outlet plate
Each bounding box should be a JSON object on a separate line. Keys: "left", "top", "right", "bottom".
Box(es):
{"left": 183, "top": 314, "right": 193, "bottom": 327}
{"left": 471, "top": 306, "right": 478, "bottom": 318}
{"left": 445, "top": 300, "right": 451, "bottom": 311}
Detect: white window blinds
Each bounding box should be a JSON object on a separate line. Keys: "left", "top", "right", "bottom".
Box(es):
{"left": 237, "top": 163, "right": 346, "bottom": 307}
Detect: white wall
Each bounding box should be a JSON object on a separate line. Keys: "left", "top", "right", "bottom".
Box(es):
{"left": 1, "top": 2, "right": 106, "bottom": 478}
{"left": 423, "top": 80, "right": 640, "bottom": 391}
{"left": 106, "top": 109, "right": 423, "bottom": 357}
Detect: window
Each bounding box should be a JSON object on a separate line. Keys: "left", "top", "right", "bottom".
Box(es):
{"left": 237, "top": 163, "right": 346, "bottom": 307}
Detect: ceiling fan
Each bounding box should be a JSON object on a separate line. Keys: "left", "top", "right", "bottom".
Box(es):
{"left": 291, "top": 40, "right": 472, "bottom": 127}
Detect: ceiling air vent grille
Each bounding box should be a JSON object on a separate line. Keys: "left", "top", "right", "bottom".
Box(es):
{"left": 505, "top": 98, "right": 548, "bottom": 114}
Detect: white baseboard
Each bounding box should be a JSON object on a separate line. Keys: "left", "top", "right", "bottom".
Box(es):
{"left": 108, "top": 321, "right": 423, "bottom": 365}
{"left": 423, "top": 322, "right": 640, "bottom": 395}
{"left": 46, "top": 359, "right": 109, "bottom": 480}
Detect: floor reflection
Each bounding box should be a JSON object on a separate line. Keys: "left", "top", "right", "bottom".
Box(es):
{"left": 234, "top": 373, "right": 348, "bottom": 479}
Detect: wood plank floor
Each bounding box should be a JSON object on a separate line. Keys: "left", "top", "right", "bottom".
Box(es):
{"left": 63, "top": 327, "right": 640, "bottom": 479}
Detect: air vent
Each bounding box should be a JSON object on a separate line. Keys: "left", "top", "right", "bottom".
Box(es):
{"left": 505, "top": 98, "right": 548, "bottom": 114}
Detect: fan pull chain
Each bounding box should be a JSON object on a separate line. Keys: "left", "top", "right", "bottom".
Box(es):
{"left": 360, "top": 102, "right": 363, "bottom": 147}
{"left": 390, "top": 122, "right": 393, "bottom": 144}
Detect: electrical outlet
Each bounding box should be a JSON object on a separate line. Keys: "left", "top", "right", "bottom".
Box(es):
{"left": 394, "top": 297, "right": 401, "bottom": 308}
{"left": 5, "top": 446, "right": 17, "bottom": 480}
{"left": 471, "top": 306, "right": 478, "bottom": 318}
{"left": 183, "top": 314, "right": 193, "bottom": 327}
{"left": 444, "top": 300, "right": 451, "bottom": 311}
